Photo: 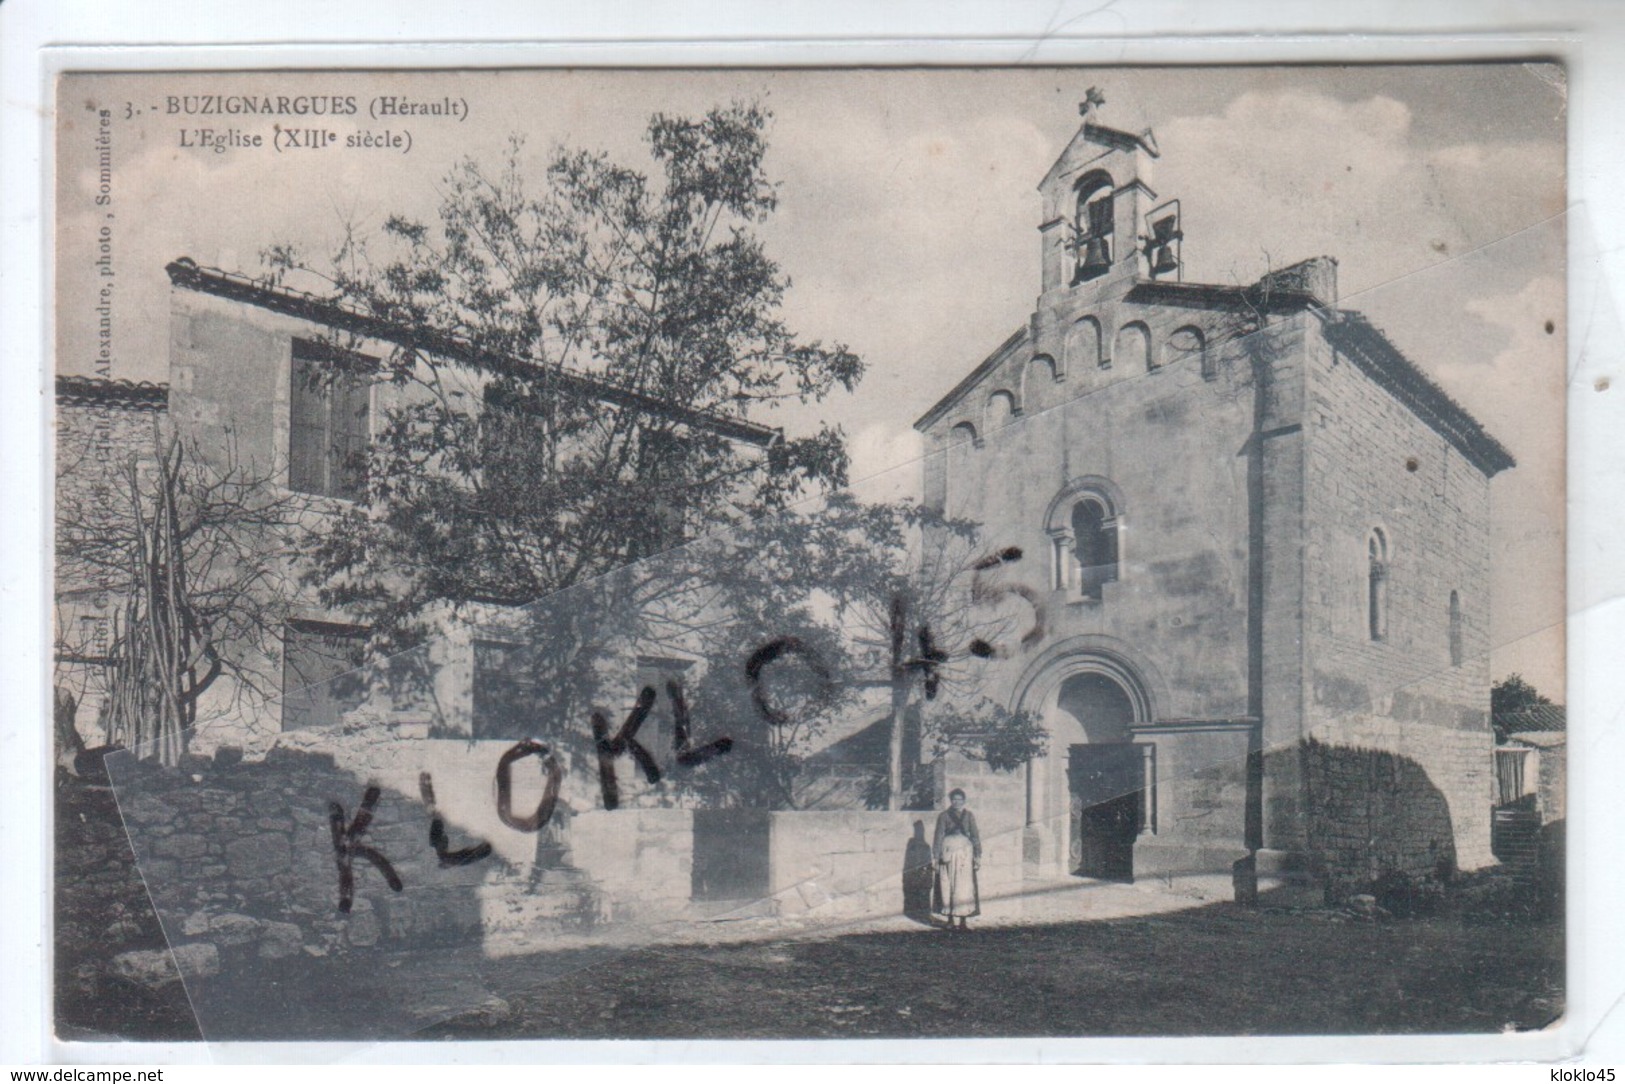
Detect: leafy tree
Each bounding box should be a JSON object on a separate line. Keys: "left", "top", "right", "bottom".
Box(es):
{"left": 847, "top": 508, "right": 1049, "bottom": 808}
{"left": 1492, "top": 673, "right": 1562, "bottom": 743}
{"left": 267, "top": 103, "right": 1044, "bottom": 808}
{"left": 268, "top": 104, "right": 860, "bottom": 652}
{"left": 652, "top": 493, "right": 1046, "bottom": 810}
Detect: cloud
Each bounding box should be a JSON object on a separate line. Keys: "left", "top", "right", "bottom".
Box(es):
{"left": 1154, "top": 89, "right": 1561, "bottom": 299}
{"left": 1439, "top": 274, "right": 1566, "bottom": 692}
{"left": 845, "top": 422, "right": 924, "bottom": 504}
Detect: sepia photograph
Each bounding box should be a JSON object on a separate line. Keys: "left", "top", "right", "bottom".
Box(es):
{"left": 48, "top": 64, "right": 1566, "bottom": 1046}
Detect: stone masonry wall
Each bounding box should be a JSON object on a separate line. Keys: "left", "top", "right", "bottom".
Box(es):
{"left": 921, "top": 279, "right": 1259, "bottom": 728}
{"left": 87, "top": 738, "right": 994, "bottom": 964}
{"left": 107, "top": 745, "right": 519, "bottom": 963}
{"left": 570, "top": 809, "right": 696, "bottom": 922}
{"left": 55, "top": 765, "right": 200, "bottom": 1039}
{"left": 1300, "top": 730, "right": 1480, "bottom": 901}
{"left": 1303, "top": 323, "right": 1498, "bottom": 878}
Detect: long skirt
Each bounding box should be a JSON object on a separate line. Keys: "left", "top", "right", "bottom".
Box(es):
{"left": 934, "top": 834, "right": 981, "bottom": 918}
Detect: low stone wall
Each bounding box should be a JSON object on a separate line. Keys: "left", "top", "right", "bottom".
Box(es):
{"left": 765, "top": 808, "right": 1024, "bottom": 920}
{"left": 109, "top": 745, "right": 515, "bottom": 962}
{"left": 91, "top": 731, "right": 1047, "bottom": 976}
{"left": 571, "top": 809, "right": 695, "bottom": 922}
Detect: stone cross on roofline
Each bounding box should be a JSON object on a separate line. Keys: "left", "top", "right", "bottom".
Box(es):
{"left": 1079, "top": 86, "right": 1106, "bottom": 121}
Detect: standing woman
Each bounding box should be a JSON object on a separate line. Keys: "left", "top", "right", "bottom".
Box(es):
{"left": 932, "top": 788, "right": 982, "bottom": 930}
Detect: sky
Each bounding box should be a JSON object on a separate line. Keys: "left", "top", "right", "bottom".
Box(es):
{"left": 55, "top": 64, "right": 1568, "bottom": 694}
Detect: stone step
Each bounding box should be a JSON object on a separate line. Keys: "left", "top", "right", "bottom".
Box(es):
{"left": 685, "top": 897, "right": 780, "bottom": 921}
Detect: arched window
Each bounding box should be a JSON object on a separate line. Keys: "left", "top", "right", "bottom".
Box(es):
{"left": 1045, "top": 477, "right": 1124, "bottom": 598}
{"left": 1066, "top": 317, "right": 1103, "bottom": 372}
{"left": 1368, "top": 530, "right": 1389, "bottom": 642}
{"left": 1072, "top": 498, "right": 1119, "bottom": 600}
{"left": 1449, "top": 590, "right": 1463, "bottom": 667}
{"left": 1114, "top": 322, "right": 1152, "bottom": 373}
{"left": 1073, "top": 172, "right": 1114, "bottom": 284}
{"left": 1165, "top": 326, "right": 1211, "bottom": 378}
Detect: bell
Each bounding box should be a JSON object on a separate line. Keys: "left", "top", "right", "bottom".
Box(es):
{"left": 1146, "top": 211, "right": 1182, "bottom": 278}
{"left": 1079, "top": 237, "right": 1111, "bottom": 279}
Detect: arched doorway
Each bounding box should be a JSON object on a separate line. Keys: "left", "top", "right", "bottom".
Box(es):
{"left": 1055, "top": 672, "right": 1143, "bottom": 881}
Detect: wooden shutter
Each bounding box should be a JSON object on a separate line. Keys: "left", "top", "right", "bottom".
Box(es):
{"left": 288, "top": 350, "right": 328, "bottom": 495}
{"left": 333, "top": 367, "right": 370, "bottom": 502}
{"left": 291, "top": 339, "right": 374, "bottom": 499}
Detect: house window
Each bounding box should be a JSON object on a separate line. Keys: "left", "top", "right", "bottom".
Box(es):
{"left": 472, "top": 638, "right": 540, "bottom": 741}
{"left": 481, "top": 381, "right": 552, "bottom": 507}
{"left": 1449, "top": 590, "right": 1464, "bottom": 667}
{"left": 281, "top": 619, "right": 367, "bottom": 730}
{"left": 1368, "top": 530, "right": 1389, "bottom": 641}
{"left": 632, "top": 428, "right": 690, "bottom": 559}
{"left": 1072, "top": 497, "right": 1120, "bottom": 601}
{"left": 290, "top": 339, "right": 372, "bottom": 501}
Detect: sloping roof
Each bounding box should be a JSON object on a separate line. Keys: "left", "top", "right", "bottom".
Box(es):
{"left": 1506, "top": 728, "right": 1566, "bottom": 749}
{"left": 56, "top": 375, "right": 169, "bottom": 411}
{"left": 1038, "top": 122, "right": 1160, "bottom": 191}
{"left": 1321, "top": 311, "right": 1515, "bottom": 477}
{"left": 1500, "top": 701, "right": 1568, "bottom": 736}
{"left": 1129, "top": 276, "right": 1513, "bottom": 476}
{"left": 164, "top": 258, "right": 782, "bottom": 449}
{"left": 912, "top": 326, "right": 1028, "bottom": 432}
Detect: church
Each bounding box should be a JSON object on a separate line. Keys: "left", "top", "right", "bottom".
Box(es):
{"left": 913, "top": 97, "right": 1514, "bottom": 900}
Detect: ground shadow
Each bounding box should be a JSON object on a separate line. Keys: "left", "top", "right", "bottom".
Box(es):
{"left": 902, "top": 819, "right": 934, "bottom": 926}
{"left": 410, "top": 880, "right": 1562, "bottom": 1040}
{"left": 78, "top": 743, "right": 557, "bottom": 1042}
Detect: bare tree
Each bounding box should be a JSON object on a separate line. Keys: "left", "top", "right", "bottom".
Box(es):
{"left": 55, "top": 423, "right": 301, "bottom": 765}
{"left": 845, "top": 504, "right": 1048, "bottom": 810}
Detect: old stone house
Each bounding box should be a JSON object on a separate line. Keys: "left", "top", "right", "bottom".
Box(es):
{"left": 53, "top": 257, "right": 805, "bottom": 957}
{"left": 913, "top": 110, "right": 1514, "bottom": 898}
{"left": 55, "top": 259, "right": 783, "bottom": 756}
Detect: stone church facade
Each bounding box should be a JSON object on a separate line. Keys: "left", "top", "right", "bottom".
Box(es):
{"left": 914, "top": 110, "right": 1514, "bottom": 898}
